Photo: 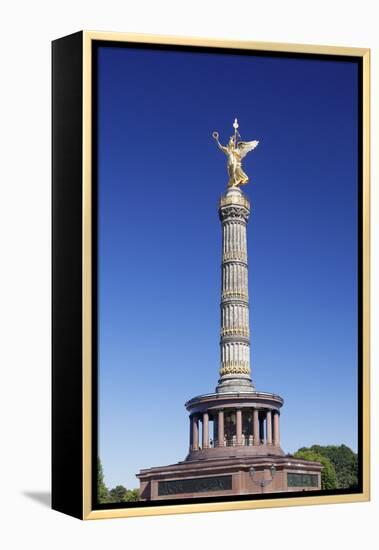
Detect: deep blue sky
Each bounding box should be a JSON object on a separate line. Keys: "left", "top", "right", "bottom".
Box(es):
{"left": 97, "top": 45, "right": 358, "bottom": 489}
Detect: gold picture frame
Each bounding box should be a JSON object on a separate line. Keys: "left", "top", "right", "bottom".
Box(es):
{"left": 52, "top": 31, "right": 370, "bottom": 520}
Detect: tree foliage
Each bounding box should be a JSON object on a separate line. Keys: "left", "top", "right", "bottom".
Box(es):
{"left": 108, "top": 485, "right": 128, "bottom": 503}
{"left": 124, "top": 488, "right": 140, "bottom": 502}
{"left": 97, "top": 458, "right": 140, "bottom": 503}
{"left": 296, "top": 445, "right": 358, "bottom": 489}
{"left": 107, "top": 485, "right": 140, "bottom": 503}
{"left": 294, "top": 449, "right": 337, "bottom": 490}
{"left": 97, "top": 458, "right": 109, "bottom": 503}
{"left": 317, "top": 444, "right": 358, "bottom": 489}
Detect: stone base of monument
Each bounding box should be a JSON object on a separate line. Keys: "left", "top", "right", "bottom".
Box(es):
{"left": 137, "top": 454, "right": 322, "bottom": 501}
{"left": 137, "top": 389, "right": 322, "bottom": 500}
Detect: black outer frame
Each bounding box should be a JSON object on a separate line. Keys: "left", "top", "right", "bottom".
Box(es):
{"left": 52, "top": 31, "right": 83, "bottom": 519}
{"left": 52, "top": 32, "right": 364, "bottom": 520}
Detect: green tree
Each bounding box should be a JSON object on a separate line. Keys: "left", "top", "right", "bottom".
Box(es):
{"left": 294, "top": 449, "right": 337, "bottom": 490}
{"left": 97, "top": 458, "right": 140, "bottom": 504}
{"left": 125, "top": 488, "right": 140, "bottom": 502}
{"left": 108, "top": 485, "right": 128, "bottom": 503}
{"left": 97, "top": 458, "right": 109, "bottom": 503}
{"left": 107, "top": 485, "right": 140, "bottom": 503}
{"left": 297, "top": 445, "right": 358, "bottom": 489}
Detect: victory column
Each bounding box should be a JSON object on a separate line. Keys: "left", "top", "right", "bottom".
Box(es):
{"left": 213, "top": 118, "right": 258, "bottom": 394}
{"left": 137, "top": 120, "right": 322, "bottom": 500}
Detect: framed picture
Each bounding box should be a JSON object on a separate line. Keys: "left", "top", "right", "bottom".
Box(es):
{"left": 52, "top": 31, "right": 370, "bottom": 520}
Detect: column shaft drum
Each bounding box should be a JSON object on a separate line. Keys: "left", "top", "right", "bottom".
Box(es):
{"left": 217, "top": 187, "right": 254, "bottom": 393}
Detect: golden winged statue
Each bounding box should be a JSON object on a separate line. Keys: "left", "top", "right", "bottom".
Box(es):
{"left": 213, "top": 119, "right": 259, "bottom": 188}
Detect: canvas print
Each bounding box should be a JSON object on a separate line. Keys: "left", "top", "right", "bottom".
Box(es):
{"left": 94, "top": 43, "right": 361, "bottom": 506}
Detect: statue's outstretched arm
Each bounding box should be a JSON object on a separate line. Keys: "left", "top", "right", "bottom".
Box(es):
{"left": 212, "top": 131, "right": 228, "bottom": 155}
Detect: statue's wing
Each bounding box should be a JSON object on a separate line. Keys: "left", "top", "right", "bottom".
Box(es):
{"left": 237, "top": 140, "right": 259, "bottom": 159}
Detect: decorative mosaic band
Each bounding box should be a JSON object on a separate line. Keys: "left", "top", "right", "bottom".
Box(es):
{"left": 222, "top": 290, "right": 248, "bottom": 300}
{"left": 222, "top": 251, "right": 247, "bottom": 262}
{"left": 220, "top": 361, "right": 250, "bottom": 376}
{"left": 221, "top": 326, "right": 249, "bottom": 337}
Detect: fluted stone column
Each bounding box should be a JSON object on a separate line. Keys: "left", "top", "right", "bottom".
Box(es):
{"left": 273, "top": 411, "right": 280, "bottom": 447}
{"left": 202, "top": 412, "right": 209, "bottom": 448}
{"left": 253, "top": 408, "right": 259, "bottom": 445}
{"left": 217, "top": 410, "right": 225, "bottom": 447}
{"left": 266, "top": 410, "right": 272, "bottom": 445}
{"left": 192, "top": 415, "right": 199, "bottom": 451}
{"left": 236, "top": 409, "right": 242, "bottom": 446}
{"left": 217, "top": 187, "right": 255, "bottom": 394}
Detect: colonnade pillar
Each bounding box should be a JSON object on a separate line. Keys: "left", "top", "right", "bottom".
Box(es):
{"left": 259, "top": 414, "right": 265, "bottom": 444}
{"left": 266, "top": 410, "right": 272, "bottom": 445}
{"left": 190, "top": 408, "right": 279, "bottom": 451}
{"left": 202, "top": 412, "right": 209, "bottom": 448}
{"left": 253, "top": 408, "right": 259, "bottom": 445}
{"left": 236, "top": 409, "right": 242, "bottom": 445}
{"left": 217, "top": 410, "right": 224, "bottom": 447}
{"left": 273, "top": 411, "right": 280, "bottom": 447}
{"left": 189, "top": 416, "right": 193, "bottom": 451}
{"left": 192, "top": 415, "right": 199, "bottom": 451}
